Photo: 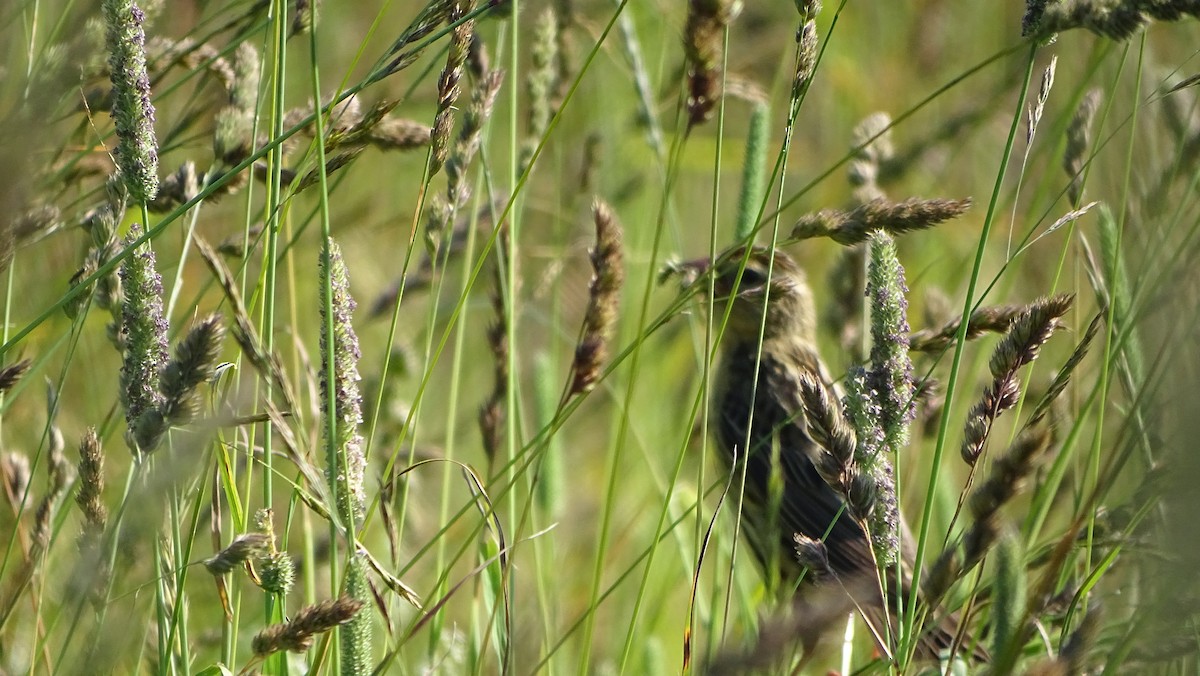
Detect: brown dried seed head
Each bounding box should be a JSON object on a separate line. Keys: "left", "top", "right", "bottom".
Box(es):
{"left": 968, "top": 426, "right": 1052, "bottom": 524}
{"left": 0, "top": 359, "right": 32, "bottom": 394}
{"left": 75, "top": 428, "right": 108, "bottom": 532}
{"left": 798, "top": 373, "right": 856, "bottom": 470}
{"left": 570, "top": 199, "right": 624, "bottom": 395}
{"left": 909, "top": 303, "right": 1024, "bottom": 353}
{"left": 923, "top": 547, "right": 962, "bottom": 606}
{"left": 429, "top": 2, "right": 475, "bottom": 176}
{"left": 1064, "top": 88, "right": 1101, "bottom": 205}
{"left": 204, "top": 532, "right": 271, "bottom": 576}
{"left": 1026, "top": 313, "right": 1102, "bottom": 429}
{"left": 33, "top": 430, "right": 73, "bottom": 552}
{"left": 365, "top": 118, "right": 430, "bottom": 150}
{"left": 446, "top": 69, "right": 504, "bottom": 210}
{"left": 791, "top": 197, "right": 971, "bottom": 246}
{"left": 960, "top": 295, "right": 1071, "bottom": 465}
{"left": 684, "top": 0, "right": 737, "bottom": 128}
{"left": 160, "top": 314, "right": 225, "bottom": 427}
{"left": 251, "top": 596, "right": 365, "bottom": 656}
{"left": 988, "top": 294, "right": 1073, "bottom": 379}
{"left": 793, "top": 533, "right": 834, "bottom": 581}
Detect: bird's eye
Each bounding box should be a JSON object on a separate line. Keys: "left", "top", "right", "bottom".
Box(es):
{"left": 738, "top": 267, "right": 768, "bottom": 288}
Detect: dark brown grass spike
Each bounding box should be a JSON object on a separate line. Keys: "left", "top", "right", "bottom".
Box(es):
{"left": 0, "top": 360, "right": 32, "bottom": 394}
{"left": 251, "top": 596, "right": 365, "bottom": 656}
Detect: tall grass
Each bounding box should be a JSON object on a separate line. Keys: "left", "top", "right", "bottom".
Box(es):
{"left": 0, "top": 0, "right": 1198, "bottom": 673}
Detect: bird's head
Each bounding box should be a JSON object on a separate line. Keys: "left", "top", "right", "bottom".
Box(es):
{"left": 683, "top": 245, "right": 817, "bottom": 345}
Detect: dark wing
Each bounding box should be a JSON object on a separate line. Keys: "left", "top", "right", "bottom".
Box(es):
{"left": 716, "top": 343, "right": 990, "bottom": 662}
{"left": 715, "top": 342, "right": 877, "bottom": 581}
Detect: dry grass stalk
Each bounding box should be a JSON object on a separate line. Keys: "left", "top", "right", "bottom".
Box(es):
{"left": 67, "top": 201, "right": 127, "bottom": 329}
{"left": 149, "top": 161, "right": 199, "bottom": 213}
{"left": 207, "top": 42, "right": 259, "bottom": 201}
{"left": 203, "top": 532, "right": 270, "bottom": 575}
{"left": 145, "top": 36, "right": 233, "bottom": 91}
{"left": 683, "top": 0, "right": 737, "bottom": 128}
{"left": 75, "top": 428, "right": 107, "bottom": 536}
{"left": 1025, "top": 312, "right": 1102, "bottom": 429}
{"left": 446, "top": 70, "right": 503, "bottom": 211}
{"left": 11, "top": 205, "right": 63, "bottom": 243}
{"left": 964, "top": 427, "right": 1053, "bottom": 566}
{"left": 251, "top": 596, "right": 365, "bottom": 656}
{"left": 195, "top": 237, "right": 298, "bottom": 412}
{"left": 72, "top": 427, "right": 108, "bottom": 607}
{"left": 479, "top": 237, "right": 509, "bottom": 466}
{"left": 570, "top": 199, "right": 624, "bottom": 395}
{"left": 429, "top": 1, "right": 475, "bottom": 176}
{"left": 128, "top": 310, "right": 225, "bottom": 454}
{"left": 362, "top": 117, "right": 430, "bottom": 149}
{"left": 1064, "top": 88, "right": 1101, "bottom": 205}
{"left": 428, "top": 69, "right": 503, "bottom": 254}
{"left": 383, "top": 1, "right": 459, "bottom": 76}
{"left": 909, "top": 303, "right": 1026, "bottom": 353}
{"left": 293, "top": 147, "right": 364, "bottom": 193}
{"left": 1026, "top": 56, "right": 1057, "bottom": 146}
{"left": 791, "top": 197, "right": 972, "bottom": 245}
{"left": 961, "top": 294, "right": 1072, "bottom": 465}
{"left": 34, "top": 424, "right": 72, "bottom": 553}
{"left": 927, "top": 426, "right": 1053, "bottom": 604}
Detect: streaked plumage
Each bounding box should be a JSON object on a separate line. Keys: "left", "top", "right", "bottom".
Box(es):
{"left": 700, "top": 245, "right": 982, "bottom": 662}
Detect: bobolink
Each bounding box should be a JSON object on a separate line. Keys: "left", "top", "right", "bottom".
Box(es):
{"left": 693, "top": 245, "right": 981, "bottom": 663}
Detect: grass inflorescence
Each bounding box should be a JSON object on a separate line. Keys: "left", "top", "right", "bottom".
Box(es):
{"left": 0, "top": 1, "right": 1195, "bottom": 674}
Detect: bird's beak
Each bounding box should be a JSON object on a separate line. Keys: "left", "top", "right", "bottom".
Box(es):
{"left": 678, "top": 257, "right": 711, "bottom": 281}
{"left": 659, "top": 256, "right": 711, "bottom": 289}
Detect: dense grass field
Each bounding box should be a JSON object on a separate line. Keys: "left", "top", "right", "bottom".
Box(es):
{"left": 1, "top": 0, "right": 1199, "bottom": 673}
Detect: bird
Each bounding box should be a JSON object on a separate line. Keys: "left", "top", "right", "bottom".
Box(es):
{"left": 688, "top": 244, "right": 984, "bottom": 665}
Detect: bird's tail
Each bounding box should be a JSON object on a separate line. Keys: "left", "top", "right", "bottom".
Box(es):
{"left": 861, "top": 604, "right": 991, "bottom": 664}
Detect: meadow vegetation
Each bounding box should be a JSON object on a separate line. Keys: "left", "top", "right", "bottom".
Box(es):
{"left": 0, "top": 0, "right": 1199, "bottom": 673}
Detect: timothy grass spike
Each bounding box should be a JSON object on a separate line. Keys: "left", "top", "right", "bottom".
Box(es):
{"left": 118, "top": 222, "right": 169, "bottom": 456}
{"left": 102, "top": 0, "right": 159, "bottom": 203}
